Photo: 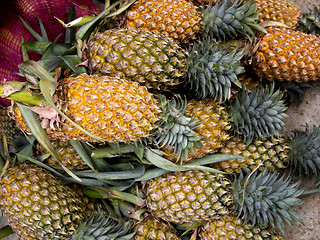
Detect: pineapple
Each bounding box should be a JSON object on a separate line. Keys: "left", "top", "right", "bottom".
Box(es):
{"left": 10, "top": 73, "right": 161, "bottom": 143}
{"left": 145, "top": 168, "right": 303, "bottom": 234}
{"left": 162, "top": 83, "right": 287, "bottom": 163}
{"left": 162, "top": 98, "right": 232, "bottom": 163}
{"left": 0, "top": 106, "right": 19, "bottom": 145}
{"left": 37, "top": 140, "right": 89, "bottom": 171}
{"left": 87, "top": 28, "right": 245, "bottom": 101}
{"left": 214, "top": 136, "right": 289, "bottom": 173}
{"left": 132, "top": 215, "right": 181, "bottom": 240}
{"left": 125, "top": 0, "right": 263, "bottom": 43}
{"left": 0, "top": 162, "right": 134, "bottom": 239}
{"left": 0, "top": 162, "right": 85, "bottom": 239}
{"left": 199, "top": 213, "right": 283, "bottom": 239}
{"left": 191, "top": 0, "right": 300, "bottom": 29}
{"left": 252, "top": 26, "right": 320, "bottom": 82}
{"left": 87, "top": 28, "right": 186, "bottom": 92}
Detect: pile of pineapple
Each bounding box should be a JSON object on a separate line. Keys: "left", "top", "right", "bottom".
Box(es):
{"left": 0, "top": 0, "right": 320, "bottom": 239}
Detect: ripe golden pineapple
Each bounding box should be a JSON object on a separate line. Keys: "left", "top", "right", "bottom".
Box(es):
{"left": 162, "top": 99, "right": 231, "bottom": 163}
{"left": 37, "top": 141, "right": 89, "bottom": 171}
{"left": 0, "top": 162, "right": 86, "bottom": 239}
{"left": 12, "top": 74, "right": 161, "bottom": 143}
{"left": 132, "top": 215, "right": 181, "bottom": 240}
{"left": 125, "top": 0, "right": 202, "bottom": 43}
{"left": 125, "top": 0, "right": 263, "bottom": 42}
{"left": 199, "top": 214, "right": 283, "bottom": 239}
{"left": 252, "top": 27, "right": 320, "bottom": 82}
{"left": 214, "top": 136, "right": 289, "bottom": 173}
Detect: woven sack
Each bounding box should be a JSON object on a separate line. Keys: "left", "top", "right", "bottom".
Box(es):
{"left": 0, "top": 0, "right": 101, "bottom": 105}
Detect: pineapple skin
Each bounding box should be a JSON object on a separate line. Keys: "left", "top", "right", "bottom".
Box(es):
{"left": 87, "top": 28, "right": 187, "bottom": 91}
{"left": 215, "top": 136, "right": 289, "bottom": 173}
{"left": 199, "top": 214, "right": 283, "bottom": 240}
{"left": 0, "top": 163, "right": 86, "bottom": 239}
{"left": 132, "top": 216, "right": 181, "bottom": 240}
{"left": 0, "top": 106, "right": 19, "bottom": 144}
{"left": 13, "top": 74, "right": 161, "bottom": 143}
{"left": 162, "top": 99, "right": 231, "bottom": 163}
{"left": 253, "top": 27, "right": 320, "bottom": 82}
{"left": 145, "top": 170, "right": 232, "bottom": 224}
{"left": 38, "top": 141, "right": 89, "bottom": 171}
{"left": 125, "top": 0, "right": 202, "bottom": 43}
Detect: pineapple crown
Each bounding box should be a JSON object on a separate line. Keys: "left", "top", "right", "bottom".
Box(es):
{"left": 71, "top": 214, "right": 135, "bottom": 240}
{"left": 229, "top": 83, "right": 288, "bottom": 144}
{"left": 287, "top": 124, "right": 320, "bottom": 177}
{"left": 298, "top": 5, "right": 320, "bottom": 36}
{"left": 232, "top": 167, "right": 304, "bottom": 235}
{"left": 201, "top": 0, "right": 266, "bottom": 40}
{"left": 152, "top": 95, "right": 203, "bottom": 162}
{"left": 185, "top": 38, "right": 245, "bottom": 102}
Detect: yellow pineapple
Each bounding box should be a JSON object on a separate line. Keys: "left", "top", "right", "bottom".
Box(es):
{"left": 124, "top": 0, "right": 263, "bottom": 42}
{"left": 10, "top": 73, "right": 161, "bottom": 143}
{"left": 252, "top": 27, "right": 320, "bottom": 82}
{"left": 199, "top": 214, "right": 283, "bottom": 239}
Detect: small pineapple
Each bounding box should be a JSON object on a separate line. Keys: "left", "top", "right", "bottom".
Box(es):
{"left": 145, "top": 168, "right": 303, "bottom": 234}
{"left": 199, "top": 213, "right": 283, "bottom": 239}
{"left": 37, "top": 140, "right": 89, "bottom": 171}
{"left": 125, "top": 0, "right": 263, "bottom": 42}
{"left": 214, "top": 136, "right": 289, "bottom": 173}
{"left": 252, "top": 26, "right": 320, "bottom": 82}
{"left": 132, "top": 215, "right": 181, "bottom": 240}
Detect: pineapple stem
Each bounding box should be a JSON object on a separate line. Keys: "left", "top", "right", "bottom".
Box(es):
{"left": 0, "top": 225, "right": 14, "bottom": 238}
{"left": 0, "top": 83, "right": 44, "bottom": 106}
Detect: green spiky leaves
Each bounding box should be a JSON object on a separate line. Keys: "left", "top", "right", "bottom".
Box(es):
{"left": 153, "top": 95, "right": 203, "bottom": 162}
{"left": 288, "top": 125, "right": 320, "bottom": 177}
{"left": 202, "top": 0, "right": 266, "bottom": 40}
{"left": 299, "top": 5, "right": 320, "bottom": 36}
{"left": 232, "top": 168, "right": 304, "bottom": 235}
{"left": 229, "top": 83, "right": 288, "bottom": 144}
{"left": 186, "top": 39, "right": 245, "bottom": 101}
{"left": 72, "top": 214, "right": 135, "bottom": 240}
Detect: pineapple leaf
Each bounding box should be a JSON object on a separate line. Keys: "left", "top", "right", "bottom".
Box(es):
{"left": 70, "top": 141, "right": 97, "bottom": 172}
{"left": 18, "top": 17, "right": 44, "bottom": 42}
{"left": 60, "top": 55, "right": 87, "bottom": 75}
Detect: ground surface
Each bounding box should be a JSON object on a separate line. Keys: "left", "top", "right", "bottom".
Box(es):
{"left": 1, "top": 0, "right": 320, "bottom": 239}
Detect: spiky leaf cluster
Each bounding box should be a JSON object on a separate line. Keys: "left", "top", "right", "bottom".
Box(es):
{"left": 186, "top": 39, "right": 245, "bottom": 101}
{"left": 232, "top": 168, "right": 304, "bottom": 235}
{"left": 299, "top": 6, "right": 320, "bottom": 36}
{"left": 202, "top": 0, "right": 264, "bottom": 40}
{"left": 71, "top": 214, "right": 135, "bottom": 240}
{"left": 229, "top": 83, "right": 288, "bottom": 144}
{"left": 153, "top": 95, "right": 203, "bottom": 161}
{"left": 287, "top": 125, "right": 320, "bottom": 176}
